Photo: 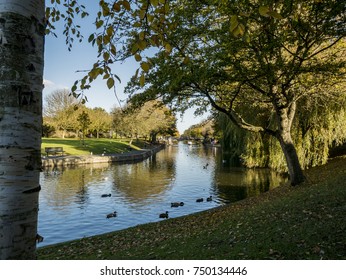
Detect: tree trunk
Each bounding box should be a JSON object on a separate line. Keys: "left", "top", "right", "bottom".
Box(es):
{"left": 275, "top": 104, "right": 305, "bottom": 186}
{"left": 0, "top": 0, "right": 45, "bottom": 259}
{"left": 276, "top": 131, "right": 305, "bottom": 186}
{"left": 150, "top": 132, "right": 158, "bottom": 143}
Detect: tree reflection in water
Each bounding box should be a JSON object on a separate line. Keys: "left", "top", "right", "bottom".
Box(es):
{"left": 38, "top": 143, "right": 286, "bottom": 247}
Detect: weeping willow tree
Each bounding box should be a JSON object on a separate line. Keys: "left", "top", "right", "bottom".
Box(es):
{"left": 216, "top": 92, "right": 346, "bottom": 172}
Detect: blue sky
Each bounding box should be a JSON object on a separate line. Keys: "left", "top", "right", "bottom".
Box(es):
{"left": 43, "top": 2, "right": 208, "bottom": 133}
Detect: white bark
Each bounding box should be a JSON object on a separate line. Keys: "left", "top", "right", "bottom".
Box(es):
{"left": 0, "top": 0, "right": 44, "bottom": 18}
{"left": 0, "top": 0, "right": 44, "bottom": 259}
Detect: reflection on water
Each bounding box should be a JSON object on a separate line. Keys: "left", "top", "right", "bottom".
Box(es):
{"left": 38, "top": 143, "right": 286, "bottom": 247}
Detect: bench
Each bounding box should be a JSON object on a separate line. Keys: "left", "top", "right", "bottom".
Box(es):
{"left": 45, "top": 147, "right": 64, "bottom": 156}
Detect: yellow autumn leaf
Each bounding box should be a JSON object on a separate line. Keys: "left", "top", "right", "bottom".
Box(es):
{"left": 141, "top": 62, "right": 150, "bottom": 72}
{"left": 122, "top": 0, "right": 131, "bottom": 11}
{"left": 107, "top": 77, "right": 114, "bottom": 89}
{"left": 165, "top": 43, "right": 172, "bottom": 53}
{"left": 112, "top": 3, "right": 121, "bottom": 12}
{"left": 139, "top": 73, "right": 145, "bottom": 87}
{"left": 230, "top": 15, "right": 238, "bottom": 32}
{"left": 135, "top": 53, "right": 142, "bottom": 62}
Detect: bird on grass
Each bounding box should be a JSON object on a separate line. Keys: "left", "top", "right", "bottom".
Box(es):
{"left": 159, "top": 211, "right": 169, "bottom": 219}
{"left": 106, "top": 211, "right": 117, "bottom": 218}
{"left": 36, "top": 234, "right": 44, "bottom": 243}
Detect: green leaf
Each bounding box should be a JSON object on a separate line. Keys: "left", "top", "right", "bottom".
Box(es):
{"left": 233, "top": 23, "right": 245, "bottom": 37}
{"left": 230, "top": 15, "right": 238, "bottom": 32}
{"left": 88, "top": 34, "right": 95, "bottom": 43}
{"left": 103, "top": 35, "right": 111, "bottom": 45}
{"left": 147, "top": 14, "right": 154, "bottom": 22}
{"left": 259, "top": 6, "right": 270, "bottom": 17}
{"left": 244, "top": 34, "right": 251, "bottom": 43}
{"left": 135, "top": 53, "right": 142, "bottom": 62}
{"left": 139, "top": 31, "right": 145, "bottom": 40}
{"left": 131, "top": 43, "right": 139, "bottom": 54}
{"left": 110, "top": 45, "right": 117, "bottom": 56}
{"left": 114, "top": 74, "right": 121, "bottom": 83}
{"left": 139, "top": 73, "right": 145, "bottom": 87}
{"left": 107, "top": 26, "right": 114, "bottom": 37}
{"left": 141, "top": 62, "right": 150, "bottom": 73}
{"left": 165, "top": 43, "right": 172, "bottom": 53}
{"left": 102, "top": 5, "right": 110, "bottom": 16}
{"left": 267, "top": 11, "right": 284, "bottom": 19}
{"left": 96, "top": 19, "right": 104, "bottom": 29}
{"left": 88, "top": 68, "right": 101, "bottom": 80}
{"left": 107, "top": 77, "right": 115, "bottom": 89}
{"left": 139, "top": 9, "right": 146, "bottom": 20}
{"left": 183, "top": 56, "right": 190, "bottom": 64}
{"left": 71, "top": 84, "right": 77, "bottom": 92}
{"left": 150, "top": 0, "right": 159, "bottom": 7}
{"left": 138, "top": 40, "right": 147, "bottom": 50}
{"left": 103, "top": 52, "right": 110, "bottom": 61}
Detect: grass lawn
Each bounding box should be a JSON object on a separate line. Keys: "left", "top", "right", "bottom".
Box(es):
{"left": 37, "top": 155, "right": 346, "bottom": 260}
{"left": 41, "top": 138, "right": 146, "bottom": 156}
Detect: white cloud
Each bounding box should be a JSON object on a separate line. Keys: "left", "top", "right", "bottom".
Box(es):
{"left": 43, "top": 79, "right": 70, "bottom": 94}
{"left": 43, "top": 79, "right": 55, "bottom": 88}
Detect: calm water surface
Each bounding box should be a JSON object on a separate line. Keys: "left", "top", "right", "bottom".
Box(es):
{"left": 38, "top": 143, "right": 286, "bottom": 247}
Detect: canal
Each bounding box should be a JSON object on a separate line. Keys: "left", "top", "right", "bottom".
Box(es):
{"left": 38, "top": 142, "right": 286, "bottom": 247}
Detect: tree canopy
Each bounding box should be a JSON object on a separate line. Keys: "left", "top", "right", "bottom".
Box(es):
{"left": 46, "top": 0, "right": 346, "bottom": 185}
{"left": 111, "top": 100, "right": 178, "bottom": 142}
{"left": 124, "top": 0, "right": 346, "bottom": 185}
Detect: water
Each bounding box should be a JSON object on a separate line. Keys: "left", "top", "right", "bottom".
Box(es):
{"left": 38, "top": 143, "right": 286, "bottom": 247}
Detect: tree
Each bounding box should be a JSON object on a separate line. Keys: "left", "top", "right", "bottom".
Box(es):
{"left": 89, "top": 107, "right": 112, "bottom": 138}
{"left": 126, "top": 0, "right": 346, "bottom": 185}
{"left": 136, "top": 100, "right": 177, "bottom": 142}
{"left": 182, "top": 118, "right": 216, "bottom": 143}
{"left": 0, "top": 0, "right": 45, "bottom": 259}
{"left": 111, "top": 106, "right": 126, "bottom": 138}
{"left": 42, "top": 122, "right": 56, "bottom": 137}
{"left": 77, "top": 110, "right": 91, "bottom": 145}
{"left": 43, "top": 89, "right": 79, "bottom": 138}
{"left": 43, "top": 88, "right": 77, "bottom": 118}
{"left": 2, "top": 0, "right": 342, "bottom": 260}
{"left": 215, "top": 88, "right": 346, "bottom": 172}
{"left": 0, "top": 0, "right": 166, "bottom": 259}
{"left": 111, "top": 100, "right": 177, "bottom": 142}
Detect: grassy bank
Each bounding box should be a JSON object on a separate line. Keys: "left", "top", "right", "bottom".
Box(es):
{"left": 37, "top": 156, "right": 346, "bottom": 260}
{"left": 41, "top": 138, "right": 146, "bottom": 156}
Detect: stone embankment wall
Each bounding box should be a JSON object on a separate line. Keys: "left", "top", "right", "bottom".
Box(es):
{"left": 41, "top": 145, "right": 165, "bottom": 168}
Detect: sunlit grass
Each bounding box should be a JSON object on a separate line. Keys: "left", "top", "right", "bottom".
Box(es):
{"left": 41, "top": 138, "right": 145, "bottom": 156}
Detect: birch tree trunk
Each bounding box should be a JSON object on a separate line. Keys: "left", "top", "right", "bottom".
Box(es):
{"left": 0, "top": 0, "right": 45, "bottom": 259}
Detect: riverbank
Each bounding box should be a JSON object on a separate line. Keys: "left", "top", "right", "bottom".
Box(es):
{"left": 41, "top": 144, "right": 165, "bottom": 168}
{"left": 37, "top": 155, "right": 346, "bottom": 260}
